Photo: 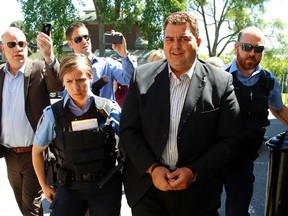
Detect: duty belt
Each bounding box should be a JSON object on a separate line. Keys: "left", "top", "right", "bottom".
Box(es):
{"left": 71, "top": 171, "right": 105, "bottom": 182}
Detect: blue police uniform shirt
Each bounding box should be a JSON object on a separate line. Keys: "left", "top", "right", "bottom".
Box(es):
{"left": 228, "top": 59, "right": 284, "bottom": 110}
{"left": 34, "top": 91, "right": 121, "bottom": 148}
{"left": 91, "top": 54, "right": 135, "bottom": 100}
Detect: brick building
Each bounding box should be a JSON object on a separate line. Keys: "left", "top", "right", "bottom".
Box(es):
{"left": 80, "top": 8, "right": 145, "bottom": 52}
{"left": 79, "top": 9, "right": 152, "bottom": 65}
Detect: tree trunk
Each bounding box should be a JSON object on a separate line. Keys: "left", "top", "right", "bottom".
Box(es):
{"left": 98, "top": 22, "right": 105, "bottom": 57}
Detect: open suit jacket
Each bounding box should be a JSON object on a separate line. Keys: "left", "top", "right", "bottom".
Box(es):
{"left": 119, "top": 59, "right": 240, "bottom": 213}
{"left": 0, "top": 59, "right": 63, "bottom": 133}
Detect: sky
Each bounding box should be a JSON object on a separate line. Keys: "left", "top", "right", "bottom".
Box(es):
{"left": 0, "top": 0, "right": 287, "bottom": 54}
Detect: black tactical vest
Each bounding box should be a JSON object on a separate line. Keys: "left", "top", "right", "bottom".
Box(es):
{"left": 50, "top": 100, "right": 117, "bottom": 174}
{"left": 231, "top": 70, "right": 274, "bottom": 140}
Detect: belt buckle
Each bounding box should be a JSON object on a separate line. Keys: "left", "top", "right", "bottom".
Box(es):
{"left": 15, "top": 148, "right": 21, "bottom": 153}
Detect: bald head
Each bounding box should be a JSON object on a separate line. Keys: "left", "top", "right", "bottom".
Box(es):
{"left": 2, "top": 27, "right": 26, "bottom": 42}
{"left": 1, "top": 27, "right": 28, "bottom": 74}
{"left": 237, "top": 26, "right": 265, "bottom": 45}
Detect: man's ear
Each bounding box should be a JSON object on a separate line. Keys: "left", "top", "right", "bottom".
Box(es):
{"left": 234, "top": 42, "right": 238, "bottom": 53}
{"left": 1, "top": 44, "right": 5, "bottom": 55}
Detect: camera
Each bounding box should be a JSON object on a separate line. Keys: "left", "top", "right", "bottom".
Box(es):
{"left": 41, "top": 22, "right": 51, "bottom": 36}
{"left": 103, "top": 33, "right": 122, "bottom": 45}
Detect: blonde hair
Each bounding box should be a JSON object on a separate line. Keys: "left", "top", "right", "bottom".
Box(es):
{"left": 60, "top": 53, "right": 93, "bottom": 82}
{"left": 148, "top": 49, "right": 166, "bottom": 62}
{"left": 206, "top": 56, "right": 224, "bottom": 68}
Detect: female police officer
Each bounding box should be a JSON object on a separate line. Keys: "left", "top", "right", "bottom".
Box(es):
{"left": 32, "top": 53, "right": 122, "bottom": 216}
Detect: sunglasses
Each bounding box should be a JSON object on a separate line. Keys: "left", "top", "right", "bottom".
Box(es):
{"left": 5, "top": 41, "right": 27, "bottom": 49}
{"left": 237, "top": 42, "right": 264, "bottom": 53}
{"left": 72, "top": 35, "right": 90, "bottom": 43}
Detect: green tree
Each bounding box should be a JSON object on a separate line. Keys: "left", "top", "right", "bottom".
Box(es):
{"left": 90, "top": 0, "right": 187, "bottom": 53}
{"left": 9, "top": 20, "right": 25, "bottom": 31}
{"left": 17, "top": 0, "right": 79, "bottom": 59}
{"left": 138, "top": 0, "right": 187, "bottom": 49}
{"left": 91, "top": 0, "right": 143, "bottom": 56}
{"left": 188, "top": 0, "right": 270, "bottom": 57}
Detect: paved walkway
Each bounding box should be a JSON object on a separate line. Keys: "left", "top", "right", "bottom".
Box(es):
{"left": 0, "top": 158, "right": 132, "bottom": 216}
{"left": 0, "top": 111, "right": 278, "bottom": 215}
{"left": 0, "top": 159, "right": 22, "bottom": 215}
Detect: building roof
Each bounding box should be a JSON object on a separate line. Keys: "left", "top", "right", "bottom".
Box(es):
{"left": 81, "top": 10, "right": 98, "bottom": 23}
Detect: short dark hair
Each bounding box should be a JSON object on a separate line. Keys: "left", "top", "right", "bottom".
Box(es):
{"left": 65, "top": 22, "right": 88, "bottom": 40}
{"left": 164, "top": 11, "right": 199, "bottom": 39}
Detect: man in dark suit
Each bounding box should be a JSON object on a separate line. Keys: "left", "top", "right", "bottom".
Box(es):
{"left": 0, "top": 27, "right": 63, "bottom": 215}
{"left": 119, "top": 11, "right": 240, "bottom": 216}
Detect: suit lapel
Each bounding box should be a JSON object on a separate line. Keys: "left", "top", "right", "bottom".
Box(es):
{"left": 0, "top": 65, "right": 5, "bottom": 103}
{"left": 24, "top": 60, "right": 33, "bottom": 100}
{"left": 0, "top": 66, "right": 5, "bottom": 133}
{"left": 153, "top": 62, "right": 171, "bottom": 155}
{"left": 178, "top": 60, "right": 207, "bottom": 133}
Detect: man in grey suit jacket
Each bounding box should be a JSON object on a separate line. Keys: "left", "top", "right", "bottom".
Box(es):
{"left": 119, "top": 12, "right": 240, "bottom": 216}
{"left": 0, "top": 27, "right": 63, "bottom": 215}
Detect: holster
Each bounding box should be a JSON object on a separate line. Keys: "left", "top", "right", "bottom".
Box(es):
{"left": 56, "top": 167, "right": 71, "bottom": 187}
{"left": 44, "top": 146, "right": 57, "bottom": 187}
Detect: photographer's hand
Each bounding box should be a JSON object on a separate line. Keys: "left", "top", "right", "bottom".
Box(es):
{"left": 36, "top": 32, "right": 55, "bottom": 64}
{"left": 111, "top": 29, "right": 128, "bottom": 58}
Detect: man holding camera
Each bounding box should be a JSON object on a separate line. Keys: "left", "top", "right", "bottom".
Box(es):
{"left": 0, "top": 27, "right": 63, "bottom": 215}
{"left": 66, "top": 22, "right": 135, "bottom": 100}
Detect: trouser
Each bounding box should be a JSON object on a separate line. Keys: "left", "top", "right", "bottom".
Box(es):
{"left": 50, "top": 172, "right": 122, "bottom": 216}
{"left": 3, "top": 147, "right": 43, "bottom": 216}
{"left": 223, "top": 134, "right": 264, "bottom": 216}
{"left": 132, "top": 186, "right": 219, "bottom": 216}
{"left": 224, "top": 158, "right": 255, "bottom": 216}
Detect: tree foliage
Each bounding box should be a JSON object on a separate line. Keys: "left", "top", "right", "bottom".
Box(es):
{"left": 187, "top": 0, "right": 270, "bottom": 57}
{"left": 138, "top": 0, "right": 187, "bottom": 49}
{"left": 17, "top": 0, "right": 79, "bottom": 58}
{"left": 91, "top": 0, "right": 143, "bottom": 56}
{"left": 85, "top": 0, "right": 187, "bottom": 54}
{"left": 15, "top": 0, "right": 288, "bottom": 84}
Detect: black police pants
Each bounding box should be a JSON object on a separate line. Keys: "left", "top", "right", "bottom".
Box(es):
{"left": 224, "top": 158, "right": 255, "bottom": 216}
{"left": 50, "top": 174, "right": 122, "bottom": 216}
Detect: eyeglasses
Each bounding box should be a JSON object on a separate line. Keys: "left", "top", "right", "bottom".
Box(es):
{"left": 72, "top": 35, "right": 90, "bottom": 43}
{"left": 5, "top": 41, "right": 27, "bottom": 49}
{"left": 237, "top": 42, "right": 265, "bottom": 53}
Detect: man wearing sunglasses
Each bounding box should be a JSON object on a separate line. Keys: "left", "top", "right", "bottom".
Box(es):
{"left": 223, "top": 26, "right": 288, "bottom": 216}
{"left": 66, "top": 22, "right": 135, "bottom": 100}
{"left": 0, "top": 27, "right": 63, "bottom": 215}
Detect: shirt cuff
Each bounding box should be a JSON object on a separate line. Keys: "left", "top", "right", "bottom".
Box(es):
{"left": 46, "top": 58, "right": 56, "bottom": 68}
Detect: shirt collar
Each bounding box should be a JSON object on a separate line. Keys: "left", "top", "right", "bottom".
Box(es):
{"left": 4, "top": 62, "right": 26, "bottom": 77}
{"left": 91, "top": 55, "right": 99, "bottom": 64}
{"left": 168, "top": 60, "right": 196, "bottom": 80}
{"left": 62, "top": 90, "right": 94, "bottom": 108}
